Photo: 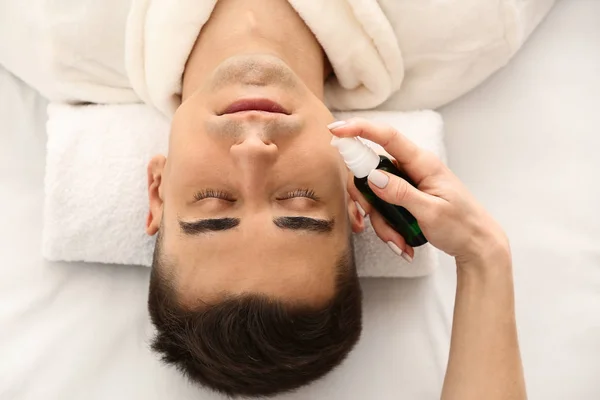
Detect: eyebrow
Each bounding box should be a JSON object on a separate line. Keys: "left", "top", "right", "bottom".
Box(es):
{"left": 179, "top": 218, "right": 240, "bottom": 234}
{"left": 273, "top": 216, "right": 334, "bottom": 233}
{"left": 178, "top": 216, "right": 334, "bottom": 235}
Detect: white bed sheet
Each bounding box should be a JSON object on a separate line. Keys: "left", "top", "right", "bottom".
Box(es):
{"left": 0, "top": 0, "right": 598, "bottom": 399}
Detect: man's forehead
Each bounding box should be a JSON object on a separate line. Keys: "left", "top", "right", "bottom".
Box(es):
{"left": 165, "top": 226, "right": 344, "bottom": 306}
{"left": 171, "top": 226, "right": 341, "bottom": 267}
{"left": 173, "top": 244, "right": 340, "bottom": 307}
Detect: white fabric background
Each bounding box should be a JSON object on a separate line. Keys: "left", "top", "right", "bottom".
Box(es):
{"left": 0, "top": 1, "right": 599, "bottom": 399}
{"left": 439, "top": 2, "right": 600, "bottom": 397}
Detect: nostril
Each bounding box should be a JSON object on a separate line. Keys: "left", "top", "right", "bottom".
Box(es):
{"left": 230, "top": 139, "right": 279, "bottom": 160}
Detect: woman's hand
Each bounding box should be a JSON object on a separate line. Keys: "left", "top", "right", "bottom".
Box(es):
{"left": 331, "top": 118, "right": 525, "bottom": 399}
{"left": 330, "top": 118, "right": 509, "bottom": 266}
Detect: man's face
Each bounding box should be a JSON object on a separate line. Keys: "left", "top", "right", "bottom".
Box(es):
{"left": 146, "top": 54, "right": 362, "bottom": 306}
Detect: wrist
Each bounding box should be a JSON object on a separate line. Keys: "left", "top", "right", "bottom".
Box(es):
{"left": 456, "top": 232, "right": 512, "bottom": 276}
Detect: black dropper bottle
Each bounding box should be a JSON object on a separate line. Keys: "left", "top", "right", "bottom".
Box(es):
{"left": 331, "top": 137, "right": 428, "bottom": 247}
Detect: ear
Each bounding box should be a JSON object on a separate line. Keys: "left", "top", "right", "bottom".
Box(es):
{"left": 146, "top": 155, "right": 167, "bottom": 236}
{"left": 347, "top": 197, "right": 365, "bottom": 234}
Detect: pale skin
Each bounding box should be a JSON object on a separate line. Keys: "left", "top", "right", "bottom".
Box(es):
{"left": 145, "top": 0, "right": 527, "bottom": 398}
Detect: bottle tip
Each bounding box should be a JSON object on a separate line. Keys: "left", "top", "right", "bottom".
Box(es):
{"left": 330, "top": 136, "right": 359, "bottom": 149}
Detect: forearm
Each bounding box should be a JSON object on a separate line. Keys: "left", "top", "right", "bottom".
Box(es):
{"left": 441, "top": 245, "right": 526, "bottom": 400}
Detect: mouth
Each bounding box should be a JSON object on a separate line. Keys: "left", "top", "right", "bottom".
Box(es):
{"left": 219, "top": 98, "right": 290, "bottom": 116}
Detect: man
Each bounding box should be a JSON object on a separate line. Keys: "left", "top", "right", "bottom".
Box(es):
{"left": 143, "top": 2, "right": 368, "bottom": 395}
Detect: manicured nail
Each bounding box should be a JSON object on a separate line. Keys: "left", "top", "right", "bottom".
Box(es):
{"left": 355, "top": 202, "right": 366, "bottom": 217}
{"left": 401, "top": 252, "right": 413, "bottom": 263}
{"left": 327, "top": 121, "right": 347, "bottom": 130}
{"left": 368, "top": 170, "right": 389, "bottom": 189}
{"left": 386, "top": 241, "right": 404, "bottom": 257}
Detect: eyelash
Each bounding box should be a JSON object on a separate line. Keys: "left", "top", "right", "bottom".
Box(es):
{"left": 194, "top": 189, "right": 235, "bottom": 202}
{"left": 278, "top": 189, "right": 318, "bottom": 201}
{"left": 194, "top": 189, "right": 318, "bottom": 201}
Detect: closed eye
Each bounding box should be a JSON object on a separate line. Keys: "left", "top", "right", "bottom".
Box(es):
{"left": 276, "top": 189, "right": 319, "bottom": 201}
{"left": 193, "top": 189, "right": 236, "bottom": 202}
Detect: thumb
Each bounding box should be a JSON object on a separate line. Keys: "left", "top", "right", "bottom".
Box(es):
{"left": 367, "top": 169, "right": 430, "bottom": 216}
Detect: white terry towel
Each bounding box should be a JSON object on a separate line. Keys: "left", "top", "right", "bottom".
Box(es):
{"left": 126, "top": 0, "right": 555, "bottom": 116}
{"left": 43, "top": 105, "right": 445, "bottom": 278}
{"left": 126, "top": 0, "right": 403, "bottom": 117}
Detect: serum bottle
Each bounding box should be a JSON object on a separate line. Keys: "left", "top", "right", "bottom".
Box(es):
{"left": 331, "top": 137, "right": 428, "bottom": 247}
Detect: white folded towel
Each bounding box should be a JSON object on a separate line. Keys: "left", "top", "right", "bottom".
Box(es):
{"left": 43, "top": 105, "right": 445, "bottom": 278}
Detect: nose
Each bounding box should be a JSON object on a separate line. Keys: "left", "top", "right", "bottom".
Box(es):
{"left": 230, "top": 134, "right": 279, "bottom": 180}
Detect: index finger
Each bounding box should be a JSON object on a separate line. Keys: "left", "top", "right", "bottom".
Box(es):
{"left": 329, "top": 118, "right": 443, "bottom": 183}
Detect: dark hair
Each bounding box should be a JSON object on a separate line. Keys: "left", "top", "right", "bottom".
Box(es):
{"left": 147, "top": 236, "right": 362, "bottom": 398}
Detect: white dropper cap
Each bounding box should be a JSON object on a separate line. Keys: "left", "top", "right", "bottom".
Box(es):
{"left": 331, "top": 136, "right": 380, "bottom": 178}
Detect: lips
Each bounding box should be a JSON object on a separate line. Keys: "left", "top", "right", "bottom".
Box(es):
{"left": 220, "top": 99, "right": 290, "bottom": 115}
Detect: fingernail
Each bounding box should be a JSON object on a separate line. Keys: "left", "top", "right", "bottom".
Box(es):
{"left": 386, "top": 241, "right": 404, "bottom": 257}
{"left": 368, "top": 170, "right": 389, "bottom": 189}
{"left": 327, "top": 121, "right": 347, "bottom": 130}
{"left": 401, "top": 252, "right": 413, "bottom": 263}
{"left": 355, "top": 202, "right": 366, "bottom": 217}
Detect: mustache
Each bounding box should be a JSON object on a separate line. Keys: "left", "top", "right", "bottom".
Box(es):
{"left": 205, "top": 115, "right": 304, "bottom": 142}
